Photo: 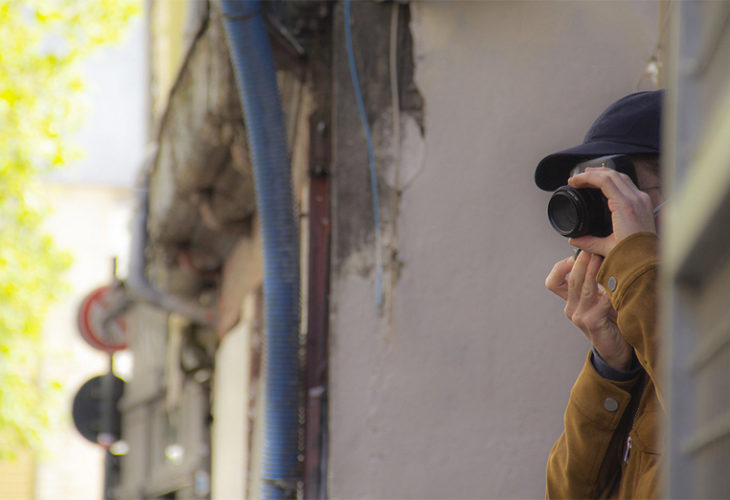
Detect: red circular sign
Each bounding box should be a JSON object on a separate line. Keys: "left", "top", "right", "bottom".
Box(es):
{"left": 77, "top": 285, "right": 129, "bottom": 353}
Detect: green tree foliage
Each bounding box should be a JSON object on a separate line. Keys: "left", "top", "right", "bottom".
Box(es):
{"left": 0, "top": 0, "right": 139, "bottom": 457}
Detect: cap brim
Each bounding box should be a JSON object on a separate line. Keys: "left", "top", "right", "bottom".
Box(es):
{"left": 534, "top": 141, "right": 659, "bottom": 191}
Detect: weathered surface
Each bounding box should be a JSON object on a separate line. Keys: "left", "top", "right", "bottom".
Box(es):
{"left": 147, "top": 3, "right": 252, "bottom": 294}
{"left": 146, "top": 2, "right": 306, "bottom": 295}
{"left": 331, "top": 2, "right": 422, "bottom": 278}
{"left": 331, "top": 2, "right": 392, "bottom": 274}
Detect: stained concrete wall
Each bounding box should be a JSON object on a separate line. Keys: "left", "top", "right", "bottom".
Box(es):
{"left": 329, "top": 1, "right": 659, "bottom": 498}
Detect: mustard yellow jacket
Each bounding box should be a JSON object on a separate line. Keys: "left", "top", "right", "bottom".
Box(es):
{"left": 547, "top": 233, "right": 661, "bottom": 499}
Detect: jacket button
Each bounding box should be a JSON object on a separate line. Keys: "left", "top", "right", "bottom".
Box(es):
{"left": 604, "top": 397, "right": 619, "bottom": 412}
{"left": 607, "top": 276, "right": 617, "bottom": 292}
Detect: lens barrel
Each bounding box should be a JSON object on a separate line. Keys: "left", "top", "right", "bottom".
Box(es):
{"left": 547, "top": 186, "right": 612, "bottom": 238}
{"left": 544, "top": 155, "right": 638, "bottom": 238}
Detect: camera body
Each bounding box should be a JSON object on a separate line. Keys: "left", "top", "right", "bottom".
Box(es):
{"left": 547, "top": 155, "right": 638, "bottom": 238}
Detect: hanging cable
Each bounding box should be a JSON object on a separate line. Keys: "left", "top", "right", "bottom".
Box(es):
{"left": 387, "top": 2, "right": 400, "bottom": 325}
{"left": 344, "top": 0, "right": 383, "bottom": 307}
{"left": 390, "top": 3, "right": 401, "bottom": 196}
{"left": 636, "top": 6, "right": 671, "bottom": 90}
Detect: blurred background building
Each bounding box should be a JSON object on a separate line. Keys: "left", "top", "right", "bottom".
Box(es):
{"left": 0, "top": 7, "right": 146, "bottom": 500}
{"left": 10, "top": 0, "right": 730, "bottom": 498}
{"left": 114, "top": 1, "right": 666, "bottom": 498}
{"left": 35, "top": 10, "right": 146, "bottom": 500}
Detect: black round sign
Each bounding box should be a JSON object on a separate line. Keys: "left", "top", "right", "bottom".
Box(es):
{"left": 72, "top": 373, "right": 125, "bottom": 447}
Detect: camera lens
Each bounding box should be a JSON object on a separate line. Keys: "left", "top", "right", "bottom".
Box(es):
{"left": 547, "top": 187, "right": 612, "bottom": 238}
{"left": 548, "top": 190, "right": 581, "bottom": 235}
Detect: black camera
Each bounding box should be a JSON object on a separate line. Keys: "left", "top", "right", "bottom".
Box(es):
{"left": 547, "top": 155, "right": 638, "bottom": 238}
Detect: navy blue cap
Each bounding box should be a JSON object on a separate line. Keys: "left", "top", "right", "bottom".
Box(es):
{"left": 535, "top": 89, "right": 664, "bottom": 191}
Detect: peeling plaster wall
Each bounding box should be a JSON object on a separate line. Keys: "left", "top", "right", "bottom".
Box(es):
{"left": 329, "top": 2, "right": 659, "bottom": 498}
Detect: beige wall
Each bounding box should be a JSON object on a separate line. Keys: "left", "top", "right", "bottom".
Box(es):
{"left": 328, "top": 2, "right": 659, "bottom": 498}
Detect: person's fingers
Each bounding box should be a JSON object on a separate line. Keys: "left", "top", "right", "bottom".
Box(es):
{"left": 568, "top": 167, "right": 636, "bottom": 200}
{"left": 569, "top": 168, "right": 652, "bottom": 222}
{"left": 583, "top": 253, "right": 603, "bottom": 292}
{"left": 571, "top": 253, "right": 602, "bottom": 326}
{"left": 545, "top": 256, "right": 574, "bottom": 300}
{"left": 569, "top": 235, "right": 610, "bottom": 257}
{"left": 568, "top": 167, "right": 656, "bottom": 245}
{"left": 566, "top": 250, "right": 590, "bottom": 315}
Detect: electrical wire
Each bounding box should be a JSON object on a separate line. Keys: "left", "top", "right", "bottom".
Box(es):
{"left": 387, "top": 2, "right": 400, "bottom": 324}
{"left": 344, "top": 0, "right": 383, "bottom": 307}
{"left": 636, "top": 6, "right": 672, "bottom": 90}
{"left": 390, "top": 3, "right": 401, "bottom": 196}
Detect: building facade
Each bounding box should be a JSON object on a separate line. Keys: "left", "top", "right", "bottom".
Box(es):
{"left": 111, "top": 1, "right": 701, "bottom": 498}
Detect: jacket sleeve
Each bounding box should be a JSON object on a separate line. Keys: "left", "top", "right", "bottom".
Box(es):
{"left": 547, "top": 232, "right": 659, "bottom": 498}
{"left": 546, "top": 353, "right": 640, "bottom": 499}
{"left": 597, "top": 232, "right": 661, "bottom": 408}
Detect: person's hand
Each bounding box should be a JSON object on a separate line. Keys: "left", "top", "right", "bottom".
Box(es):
{"left": 545, "top": 250, "right": 634, "bottom": 371}
{"left": 567, "top": 167, "right": 656, "bottom": 256}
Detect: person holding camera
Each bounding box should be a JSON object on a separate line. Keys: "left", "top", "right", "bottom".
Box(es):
{"left": 534, "top": 90, "right": 664, "bottom": 498}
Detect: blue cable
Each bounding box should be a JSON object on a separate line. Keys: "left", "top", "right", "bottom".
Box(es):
{"left": 344, "top": 0, "right": 384, "bottom": 307}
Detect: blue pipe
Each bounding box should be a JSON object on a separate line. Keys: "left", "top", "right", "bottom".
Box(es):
{"left": 220, "top": 2, "right": 301, "bottom": 498}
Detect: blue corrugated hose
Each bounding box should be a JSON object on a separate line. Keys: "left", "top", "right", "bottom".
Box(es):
{"left": 220, "top": 1, "right": 301, "bottom": 498}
